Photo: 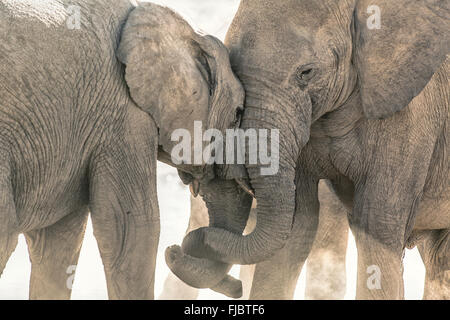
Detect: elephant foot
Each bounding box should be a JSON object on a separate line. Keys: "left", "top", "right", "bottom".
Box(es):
{"left": 165, "top": 245, "right": 242, "bottom": 299}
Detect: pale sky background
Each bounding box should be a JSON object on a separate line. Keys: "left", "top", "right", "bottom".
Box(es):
{"left": 0, "top": 0, "right": 425, "bottom": 300}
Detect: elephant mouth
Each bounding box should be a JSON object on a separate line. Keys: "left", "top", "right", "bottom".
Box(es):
{"left": 183, "top": 167, "right": 254, "bottom": 199}
{"left": 158, "top": 146, "right": 215, "bottom": 180}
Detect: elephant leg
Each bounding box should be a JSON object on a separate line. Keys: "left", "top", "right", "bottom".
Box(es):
{"left": 89, "top": 107, "right": 160, "bottom": 300}
{"left": 0, "top": 162, "right": 19, "bottom": 279}
{"left": 350, "top": 184, "right": 426, "bottom": 299}
{"left": 238, "top": 264, "right": 256, "bottom": 300}
{"left": 249, "top": 173, "right": 319, "bottom": 300}
{"left": 24, "top": 208, "right": 89, "bottom": 300}
{"left": 417, "top": 229, "right": 449, "bottom": 300}
{"left": 0, "top": 233, "right": 18, "bottom": 279}
{"left": 159, "top": 195, "right": 208, "bottom": 300}
{"left": 0, "top": 233, "right": 18, "bottom": 281}
{"left": 305, "top": 180, "right": 349, "bottom": 300}
{"left": 89, "top": 152, "right": 159, "bottom": 300}
{"left": 349, "top": 130, "right": 439, "bottom": 300}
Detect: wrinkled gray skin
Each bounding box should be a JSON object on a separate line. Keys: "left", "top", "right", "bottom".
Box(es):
{"left": 161, "top": 181, "right": 349, "bottom": 300}
{"left": 170, "top": 0, "right": 449, "bottom": 299}
{"left": 0, "top": 1, "right": 246, "bottom": 299}
{"left": 161, "top": 195, "right": 258, "bottom": 300}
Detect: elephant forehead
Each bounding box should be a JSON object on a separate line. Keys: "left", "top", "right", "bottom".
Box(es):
{"left": 230, "top": 32, "right": 315, "bottom": 83}
{"left": 229, "top": 0, "right": 352, "bottom": 61}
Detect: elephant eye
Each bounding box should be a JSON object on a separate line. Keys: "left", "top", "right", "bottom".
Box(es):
{"left": 295, "top": 65, "right": 316, "bottom": 88}
{"left": 300, "top": 69, "right": 313, "bottom": 77}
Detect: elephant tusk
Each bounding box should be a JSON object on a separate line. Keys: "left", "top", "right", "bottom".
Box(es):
{"left": 189, "top": 180, "right": 200, "bottom": 197}
{"left": 235, "top": 178, "right": 255, "bottom": 197}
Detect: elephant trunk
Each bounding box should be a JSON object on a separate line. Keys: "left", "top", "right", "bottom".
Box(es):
{"left": 181, "top": 140, "right": 296, "bottom": 265}
{"left": 167, "top": 80, "right": 310, "bottom": 293}
{"left": 181, "top": 82, "right": 309, "bottom": 264}
{"left": 166, "top": 178, "right": 252, "bottom": 297}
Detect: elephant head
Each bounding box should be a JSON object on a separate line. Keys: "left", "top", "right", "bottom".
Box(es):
{"left": 117, "top": 3, "right": 245, "bottom": 174}
{"left": 164, "top": 0, "right": 449, "bottom": 293}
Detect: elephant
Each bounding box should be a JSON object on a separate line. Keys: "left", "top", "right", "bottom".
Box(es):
{"left": 0, "top": 0, "right": 246, "bottom": 299}
{"left": 167, "top": 0, "right": 449, "bottom": 299}
{"left": 161, "top": 180, "right": 349, "bottom": 300}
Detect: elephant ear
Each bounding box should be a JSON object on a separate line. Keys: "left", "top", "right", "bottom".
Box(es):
{"left": 116, "top": 3, "right": 219, "bottom": 149}
{"left": 353, "top": 0, "right": 449, "bottom": 119}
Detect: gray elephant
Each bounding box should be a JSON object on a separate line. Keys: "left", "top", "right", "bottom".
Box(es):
{"left": 161, "top": 180, "right": 348, "bottom": 300}
{"left": 167, "top": 0, "right": 449, "bottom": 299}
{"left": 0, "top": 1, "right": 245, "bottom": 299}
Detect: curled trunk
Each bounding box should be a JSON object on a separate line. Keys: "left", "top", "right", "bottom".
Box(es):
{"left": 181, "top": 171, "right": 296, "bottom": 265}
{"left": 166, "top": 178, "right": 252, "bottom": 298}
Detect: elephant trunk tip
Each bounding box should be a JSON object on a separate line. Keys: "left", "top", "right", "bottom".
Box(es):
{"left": 165, "top": 244, "right": 243, "bottom": 298}
{"left": 211, "top": 275, "right": 243, "bottom": 299}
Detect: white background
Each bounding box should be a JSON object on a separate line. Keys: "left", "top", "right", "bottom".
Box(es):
{"left": 0, "top": 0, "right": 425, "bottom": 300}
